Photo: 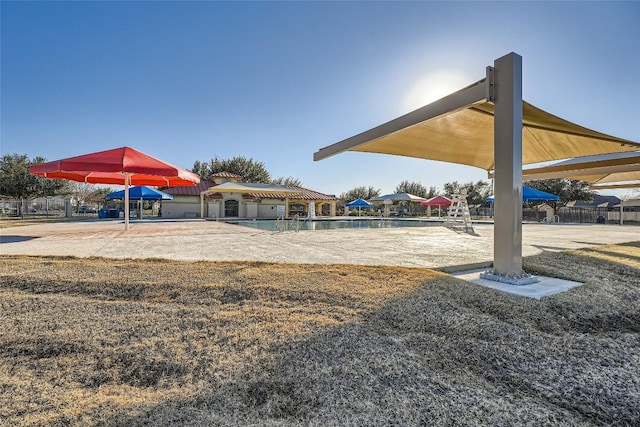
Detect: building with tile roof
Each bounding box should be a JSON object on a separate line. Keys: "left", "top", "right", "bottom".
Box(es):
{"left": 209, "top": 171, "right": 243, "bottom": 180}
{"left": 161, "top": 172, "right": 337, "bottom": 219}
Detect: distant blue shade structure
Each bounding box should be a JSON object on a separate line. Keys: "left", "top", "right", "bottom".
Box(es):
{"left": 487, "top": 186, "right": 559, "bottom": 202}
{"left": 105, "top": 186, "right": 173, "bottom": 200}
{"left": 345, "top": 198, "right": 373, "bottom": 207}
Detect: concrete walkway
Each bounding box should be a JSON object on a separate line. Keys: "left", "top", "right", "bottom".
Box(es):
{"left": 1, "top": 219, "right": 638, "bottom": 271}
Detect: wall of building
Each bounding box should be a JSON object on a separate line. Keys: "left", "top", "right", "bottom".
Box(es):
{"left": 164, "top": 194, "right": 334, "bottom": 219}
{"left": 257, "top": 203, "right": 284, "bottom": 219}
{"left": 161, "top": 197, "right": 201, "bottom": 218}
{"left": 206, "top": 200, "right": 221, "bottom": 218}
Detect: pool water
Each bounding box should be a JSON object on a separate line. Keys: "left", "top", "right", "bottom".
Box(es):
{"left": 225, "top": 218, "right": 443, "bottom": 231}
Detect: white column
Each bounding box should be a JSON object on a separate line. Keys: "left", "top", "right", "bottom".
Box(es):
{"left": 124, "top": 174, "right": 130, "bottom": 230}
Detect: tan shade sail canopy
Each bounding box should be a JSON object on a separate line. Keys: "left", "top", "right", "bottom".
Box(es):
{"left": 510, "top": 151, "right": 640, "bottom": 188}
{"left": 314, "top": 53, "right": 638, "bottom": 282}
{"left": 314, "top": 100, "right": 639, "bottom": 171}
{"left": 590, "top": 182, "right": 640, "bottom": 190}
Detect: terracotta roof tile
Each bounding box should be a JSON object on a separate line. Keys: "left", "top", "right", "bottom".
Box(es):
{"left": 163, "top": 183, "right": 337, "bottom": 201}
{"left": 210, "top": 171, "right": 243, "bottom": 179}
{"left": 163, "top": 181, "right": 216, "bottom": 196}
{"left": 239, "top": 186, "right": 337, "bottom": 200}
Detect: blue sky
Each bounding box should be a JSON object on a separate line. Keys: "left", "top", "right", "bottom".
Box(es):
{"left": 2, "top": 1, "right": 639, "bottom": 197}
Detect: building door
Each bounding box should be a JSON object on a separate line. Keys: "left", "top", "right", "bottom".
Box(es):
{"left": 224, "top": 200, "right": 239, "bottom": 217}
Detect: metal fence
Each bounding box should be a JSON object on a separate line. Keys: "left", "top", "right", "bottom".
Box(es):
{"left": 524, "top": 207, "right": 638, "bottom": 225}
{"left": 607, "top": 210, "right": 640, "bottom": 224}
{"left": 0, "top": 198, "right": 70, "bottom": 218}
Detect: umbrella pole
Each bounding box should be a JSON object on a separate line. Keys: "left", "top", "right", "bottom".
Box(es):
{"left": 124, "top": 174, "right": 130, "bottom": 230}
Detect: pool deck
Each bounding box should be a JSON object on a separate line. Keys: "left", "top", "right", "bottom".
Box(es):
{"left": 1, "top": 218, "right": 637, "bottom": 271}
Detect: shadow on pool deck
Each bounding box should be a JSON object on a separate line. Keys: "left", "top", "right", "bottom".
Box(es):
{"left": 0, "top": 235, "right": 40, "bottom": 244}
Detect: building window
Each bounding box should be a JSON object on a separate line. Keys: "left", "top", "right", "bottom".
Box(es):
{"left": 289, "top": 203, "right": 305, "bottom": 216}
{"left": 225, "top": 200, "right": 239, "bottom": 217}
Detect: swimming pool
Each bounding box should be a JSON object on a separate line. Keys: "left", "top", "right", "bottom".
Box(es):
{"left": 225, "top": 218, "right": 443, "bottom": 231}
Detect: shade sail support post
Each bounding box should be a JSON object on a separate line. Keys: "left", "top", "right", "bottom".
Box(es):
{"left": 480, "top": 52, "right": 537, "bottom": 285}
{"left": 124, "top": 173, "right": 130, "bottom": 230}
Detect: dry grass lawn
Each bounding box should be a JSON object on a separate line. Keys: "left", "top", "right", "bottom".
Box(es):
{"left": 0, "top": 217, "right": 85, "bottom": 229}
{"left": 1, "top": 242, "right": 639, "bottom": 426}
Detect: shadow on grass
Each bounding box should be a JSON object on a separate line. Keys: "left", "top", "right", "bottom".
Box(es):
{"left": 618, "top": 241, "right": 640, "bottom": 248}
{"left": 530, "top": 244, "right": 572, "bottom": 251}
{"left": 100, "top": 246, "right": 640, "bottom": 426}
{"left": 3, "top": 245, "right": 638, "bottom": 426}
{"left": 581, "top": 247, "right": 640, "bottom": 263}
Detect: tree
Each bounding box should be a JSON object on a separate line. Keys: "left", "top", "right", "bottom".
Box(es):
{"left": 0, "top": 153, "right": 66, "bottom": 199}
{"left": 394, "top": 180, "right": 436, "bottom": 199}
{"left": 191, "top": 160, "right": 208, "bottom": 178}
{"left": 526, "top": 179, "right": 594, "bottom": 214}
{"left": 339, "top": 186, "right": 381, "bottom": 202}
{"left": 61, "top": 182, "right": 105, "bottom": 211}
{"left": 192, "top": 156, "right": 271, "bottom": 183}
{"left": 443, "top": 180, "right": 492, "bottom": 206}
{"left": 271, "top": 176, "right": 303, "bottom": 187}
{"left": 87, "top": 187, "right": 116, "bottom": 202}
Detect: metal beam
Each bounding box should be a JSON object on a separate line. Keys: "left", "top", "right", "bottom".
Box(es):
{"left": 487, "top": 152, "right": 640, "bottom": 181}
{"left": 491, "top": 52, "right": 524, "bottom": 276}
{"left": 590, "top": 182, "right": 640, "bottom": 190}
{"left": 314, "top": 52, "right": 537, "bottom": 284}
{"left": 313, "top": 76, "right": 488, "bottom": 161}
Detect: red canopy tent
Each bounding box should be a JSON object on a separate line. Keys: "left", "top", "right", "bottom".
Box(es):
{"left": 29, "top": 147, "right": 200, "bottom": 229}
{"left": 421, "top": 195, "right": 453, "bottom": 206}
{"left": 420, "top": 196, "right": 453, "bottom": 217}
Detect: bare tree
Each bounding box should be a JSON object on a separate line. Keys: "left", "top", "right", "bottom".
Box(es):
{"left": 64, "top": 182, "right": 97, "bottom": 211}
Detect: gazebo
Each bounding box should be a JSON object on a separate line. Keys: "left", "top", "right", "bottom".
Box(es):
{"left": 370, "top": 193, "right": 427, "bottom": 216}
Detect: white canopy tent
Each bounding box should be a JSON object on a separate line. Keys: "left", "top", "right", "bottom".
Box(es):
{"left": 314, "top": 52, "right": 640, "bottom": 284}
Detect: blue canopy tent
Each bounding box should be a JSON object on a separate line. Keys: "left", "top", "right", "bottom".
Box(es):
{"left": 105, "top": 186, "right": 173, "bottom": 218}
{"left": 345, "top": 198, "right": 373, "bottom": 216}
{"left": 106, "top": 186, "right": 173, "bottom": 201}
{"left": 487, "top": 186, "right": 560, "bottom": 202}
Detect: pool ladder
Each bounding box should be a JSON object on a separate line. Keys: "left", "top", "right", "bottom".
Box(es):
{"left": 275, "top": 214, "right": 300, "bottom": 232}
